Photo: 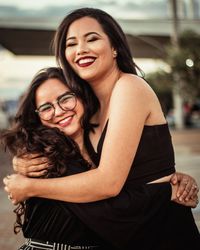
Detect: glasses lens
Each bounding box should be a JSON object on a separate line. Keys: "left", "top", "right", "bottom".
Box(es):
{"left": 59, "top": 93, "right": 76, "bottom": 111}
{"left": 37, "top": 104, "right": 54, "bottom": 121}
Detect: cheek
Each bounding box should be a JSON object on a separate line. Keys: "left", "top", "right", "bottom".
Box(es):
{"left": 76, "top": 104, "right": 84, "bottom": 121}
{"left": 65, "top": 48, "right": 74, "bottom": 65}
{"left": 41, "top": 120, "right": 53, "bottom": 128}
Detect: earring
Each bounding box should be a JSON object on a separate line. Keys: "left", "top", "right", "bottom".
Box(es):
{"left": 113, "top": 51, "right": 117, "bottom": 58}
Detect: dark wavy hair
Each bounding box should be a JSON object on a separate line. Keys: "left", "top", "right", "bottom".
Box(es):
{"left": 53, "top": 7, "right": 142, "bottom": 123}
{"left": 11, "top": 67, "right": 95, "bottom": 132}
{"left": 1, "top": 67, "right": 91, "bottom": 233}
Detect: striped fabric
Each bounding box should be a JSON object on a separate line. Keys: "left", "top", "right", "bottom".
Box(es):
{"left": 18, "top": 239, "right": 100, "bottom": 250}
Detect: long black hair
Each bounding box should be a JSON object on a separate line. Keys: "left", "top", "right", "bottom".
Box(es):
{"left": 53, "top": 8, "right": 141, "bottom": 123}
{"left": 1, "top": 67, "right": 91, "bottom": 233}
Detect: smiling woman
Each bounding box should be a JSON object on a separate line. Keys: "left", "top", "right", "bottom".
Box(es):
{"left": 1, "top": 67, "right": 110, "bottom": 250}
{"left": 3, "top": 7, "right": 200, "bottom": 250}
{"left": 65, "top": 18, "right": 118, "bottom": 83}
{"left": 35, "top": 79, "right": 84, "bottom": 140}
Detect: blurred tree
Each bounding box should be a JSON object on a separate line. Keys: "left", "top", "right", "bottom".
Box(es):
{"left": 146, "top": 30, "right": 200, "bottom": 127}
{"left": 166, "top": 30, "right": 200, "bottom": 102}
{"left": 145, "top": 70, "right": 173, "bottom": 115}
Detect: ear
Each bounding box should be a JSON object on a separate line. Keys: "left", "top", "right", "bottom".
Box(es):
{"left": 113, "top": 50, "right": 118, "bottom": 58}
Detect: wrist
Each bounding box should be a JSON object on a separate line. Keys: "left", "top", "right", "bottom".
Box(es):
{"left": 26, "top": 177, "right": 38, "bottom": 198}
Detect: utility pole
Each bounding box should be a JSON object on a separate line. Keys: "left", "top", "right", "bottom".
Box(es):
{"left": 169, "top": 0, "right": 184, "bottom": 129}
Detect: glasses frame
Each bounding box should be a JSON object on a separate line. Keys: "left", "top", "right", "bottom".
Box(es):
{"left": 35, "top": 92, "right": 77, "bottom": 121}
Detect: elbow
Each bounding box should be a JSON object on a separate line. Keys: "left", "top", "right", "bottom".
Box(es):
{"left": 96, "top": 169, "right": 124, "bottom": 198}
{"left": 103, "top": 183, "right": 122, "bottom": 198}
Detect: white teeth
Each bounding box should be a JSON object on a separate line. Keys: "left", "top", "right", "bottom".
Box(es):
{"left": 58, "top": 117, "right": 71, "bottom": 124}
{"left": 78, "top": 58, "right": 95, "bottom": 65}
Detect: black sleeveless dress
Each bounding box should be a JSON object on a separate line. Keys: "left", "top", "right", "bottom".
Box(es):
{"left": 23, "top": 123, "right": 200, "bottom": 250}
{"left": 68, "top": 122, "right": 199, "bottom": 250}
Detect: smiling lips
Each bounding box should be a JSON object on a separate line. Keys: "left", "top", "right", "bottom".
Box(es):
{"left": 77, "top": 57, "right": 96, "bottom": 67}
{"left": 57, "top": 116, "right": 73, "bottom": 127}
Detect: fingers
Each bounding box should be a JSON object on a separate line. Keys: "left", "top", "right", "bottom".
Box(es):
{"left": 28, "top": 169, "right": 48, "bottom": 177}
{"left": 185, "top": 195, "right": 199, "bottom": 208}
{"left": 3, "top": 175, "right": 11, "bottom": 187}
{"left": 170, "top": 172, "right": 178, "bottom": 185}
{"left": 173, "top": 194, "right": 199, "bottom": 208}
{"left": 176, "top": 176, "right": 190, "bottom": 200}
{"left": 177, "top": 175, "right": 199, "bottom": 202}
{"left": 13, "top": 155, "right": 48, "bottom": 175}
{"left": 26, "top": 162, "right": 48, "bottom": 174}
{"left": 185, "top": 184, "right": 199, "bottom": 201}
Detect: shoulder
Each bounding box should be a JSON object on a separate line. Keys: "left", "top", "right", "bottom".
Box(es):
{"left": 111, "top": 73, "right": 156, "bottom": 103}
{"left": 108, "top": 74, "right": 153, "bottom": 123}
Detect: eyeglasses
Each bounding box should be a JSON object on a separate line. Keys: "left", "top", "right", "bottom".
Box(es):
{"left": 35, "top": 92, "right": 77, "bottom": 121}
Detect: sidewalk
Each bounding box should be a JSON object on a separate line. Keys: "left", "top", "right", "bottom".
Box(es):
{"left": 0, "top": 128, "right": 200, "bottom": 249}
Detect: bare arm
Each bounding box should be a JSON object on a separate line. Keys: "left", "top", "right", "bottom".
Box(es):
{"left": 5, "top": 75, "right": 199, "bottom": 204}
{"left": 6, "top": 75, "right": 152, "bottom": 202}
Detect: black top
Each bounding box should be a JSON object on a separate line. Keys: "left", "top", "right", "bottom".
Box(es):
{"left": 23, "top": 162, "right": 104, "bottom": 246}
{"left": 23, "top": 123, "right": 199, "bottom": 249}
{"left": 85, "top": 122, "right": 175, "bottom": 184}
{"left": 79, "top": 122, "right": 199, "bottom": 249}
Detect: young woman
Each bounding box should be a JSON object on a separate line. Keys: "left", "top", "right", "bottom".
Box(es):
{"left": 4, "top": 8, "right": 200, "bottom": 249}
{"left": 2, "top": 67, "right": 109, "bottom": 249}
{"left": 3, "top": 67, "right": 195, "bottom": 250}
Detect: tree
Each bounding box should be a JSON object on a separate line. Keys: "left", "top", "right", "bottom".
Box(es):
{"left": 166, "top": 30, "right": 200, "bottom": 101}
{"left": 145, "top": 70, "right": 173, "bottom": 115}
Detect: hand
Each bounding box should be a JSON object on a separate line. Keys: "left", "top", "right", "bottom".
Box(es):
{"left": 13, "top": 154, "right": 48, "bottom": 177}
{"left": 3, "top": 174, "right": 32, "bottom": 205}
{"left": 174, "top": 195, "right": 199, "bottom": 208}
{"left": 170, "top": 172, "right": 199, "bottom": 202}
{"left": 171, "top": 183, "right": 199, "bottom": 208}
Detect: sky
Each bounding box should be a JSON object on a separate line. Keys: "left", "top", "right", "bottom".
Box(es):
{"left": 0, "top": 0, "right": 169, "bottom": 20}
{"left": 0, "top": 0, "right": 144, "bottom": 9}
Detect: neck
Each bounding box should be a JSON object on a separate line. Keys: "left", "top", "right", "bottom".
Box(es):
{"left": 73, "top": 129, "right": 93, "bottom": 166}
{"left": 90, "top": 66, "right": 121, "bottom": 124}
{"left": 92, "top": 66, "right": 120, "bottom": 103}
{"left": 72, "top": 130, "right": 84, "bottom": 152}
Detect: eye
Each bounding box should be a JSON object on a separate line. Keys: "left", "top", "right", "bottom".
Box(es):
{"left": 59, "top": 94, "right": 73, "bottom": 104}
{"left": 66, "top": 41, "right": 77, "bottom": 47}
{"left": 66, "top": 43, "right": 76, "bottom": 47}
{"left": 87, "top": 36, "right": 98, "bottom": 42}
{"left": 39, "top": 104, "right": 52, "bottom": 113}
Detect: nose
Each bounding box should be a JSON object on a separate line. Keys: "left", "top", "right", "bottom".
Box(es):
{"left": 77, "top": 41, "right": 89, "bottom": 55}
{"left": 54, "top": 103, "right": 66, "bottom": 117}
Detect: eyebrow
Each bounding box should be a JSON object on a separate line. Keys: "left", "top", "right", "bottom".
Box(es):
{"left": 66, "top": 32, "right": 101, "bottom": 42}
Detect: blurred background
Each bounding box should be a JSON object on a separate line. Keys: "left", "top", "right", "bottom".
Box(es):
{"left": 0, "top": 0, "right": 200, "bottom": 249}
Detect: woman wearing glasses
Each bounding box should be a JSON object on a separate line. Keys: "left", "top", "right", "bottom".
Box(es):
{"left": 4, "top": 7, "right": 200, "bottom": 249}
{"left": 3, "top": 66, "right": 199, "bottom": 250}
{"left": 2, "top": 67, "right": 112, "bottom": 250}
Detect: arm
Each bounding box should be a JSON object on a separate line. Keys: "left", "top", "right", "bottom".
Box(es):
{"left": 5, "top": 75, "right": 199, "bottom": 203}
{"left": 5, "top": 75, "right": 153, "bottom": 202}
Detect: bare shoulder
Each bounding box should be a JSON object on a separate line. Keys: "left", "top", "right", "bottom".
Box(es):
{"left": 113, "top": 73, "right": 155, "bottom": 99}
{"left": 110, "top": 73, "right": 164, "bottom": 124}
{"left": 109, "top": 74, "right": 153, "bottom": 121}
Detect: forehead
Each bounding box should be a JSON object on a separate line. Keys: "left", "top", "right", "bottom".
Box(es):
{"left": 67, "top": 16, "right": 105, "bottom": 37}
{"left": 35, "top": 78, "right": 70, "bottom": 104}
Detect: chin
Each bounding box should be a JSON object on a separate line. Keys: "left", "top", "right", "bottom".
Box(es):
{"left": 78, "top": 71, "right": 97, "bottom": 81}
